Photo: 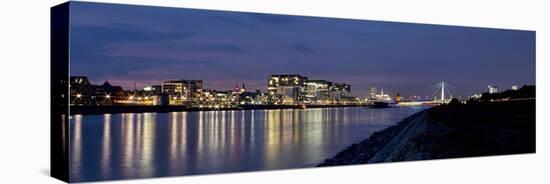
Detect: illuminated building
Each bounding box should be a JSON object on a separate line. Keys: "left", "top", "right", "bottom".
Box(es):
{"left": 267, "top": 74, "right": 356, "bottom": 105}
{"left": 142, "top": 85, "right": 162, "bottom": 95}
{"left": 152, "top": 94, "right": 169, "bottom": 106}
{"left": 69, "top": 76, "right": 128, "bottom": 106}
{"left": 307, "top": 81, "right": 326, "bottom": 102}
{"left": 69, "top": 75, "right": 362, "bottom": 107}
{"left": 268, "top": 75, "right": 308, "bottom": 103}
{"left": 488, "top": 85, "right": 499, "bottom": 94}
{"left": 330, "top": 83, "right": 351, "bottom": 100}
{"left": 511, "top": 85, "right": 519, "bottom": 91}
{"left": 239, "top": 90, "right": 269, "bottom": 105}
{"left": 471, "top": 94, "right": 482, "bottom": 99}
{"left": 162, "top": 80, "right": 184, "bottom": 96}
{"left": 232, "top": 82, "right": 247, "bottom": 94}
{"left": 304, "top": 80, "right": 331, "bottom": 103}
{"left": 69, "top": 76, "right": 94, "bottom": 105}
{"left": 240, "top": 83, "right": 246, "bottom": 93}
{"left": 92, "top": 81, "right": 126, "bottom": 105}
{"left": 162, "top": 80, "right": 203, "bottom": 104}
{"left": 193, "top": 89, "right": 238, "bottom": 107}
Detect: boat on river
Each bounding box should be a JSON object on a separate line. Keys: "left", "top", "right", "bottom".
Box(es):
{"left": 367, "top": 88, "right": 396, "bottom": 108}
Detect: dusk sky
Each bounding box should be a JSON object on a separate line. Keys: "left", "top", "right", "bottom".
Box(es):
{"left": 69, "top": 1, "right": 535, "bottom": 98}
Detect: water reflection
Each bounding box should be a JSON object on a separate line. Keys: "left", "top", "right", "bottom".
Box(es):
{"left": 69, "top": 107, "right": 426, "bottom": 182}
{"left": 71, "top": 114, "right": 81, "bottom": 177}
{"left": 100, "top": 114, "right": 110, "bottom": 178}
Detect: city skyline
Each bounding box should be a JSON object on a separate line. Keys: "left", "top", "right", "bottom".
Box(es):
{"left": 69, "top": 2, "right": 535, "bottom": 97}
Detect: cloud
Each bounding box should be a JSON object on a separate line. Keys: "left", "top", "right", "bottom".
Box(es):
{"left": 71, "top": 23, "right": 195, "bottom": 43}
{"left": 97, "top": 41, "right": 248, "bottom": 62}
{"left": 69, "top": 23, "right": 197, "bottom": 62}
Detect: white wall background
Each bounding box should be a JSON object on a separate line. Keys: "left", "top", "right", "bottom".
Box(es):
{"left": 0, "top": 0, "right": 547, "bottom": 183}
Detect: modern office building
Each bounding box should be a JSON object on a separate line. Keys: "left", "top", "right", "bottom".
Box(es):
{"left": 239, "top": 90, "right": 269, "bottom": 105}
{"left": 161, "top": 80, "right": 203, "bottom": 99}
{"left": 266, "top": 74, "right": 355, "bottom": 104}
{"left": 268, "top": 75, "right": 308, "bottom": 103}
{"left": 304, "top": 80, "right": 331, "bottom": 103}
{"left": 330, "top": 83, "right": 351, "bottom": 99}
{"left": 142, "top": 85, "right": 162, "bottom": 96}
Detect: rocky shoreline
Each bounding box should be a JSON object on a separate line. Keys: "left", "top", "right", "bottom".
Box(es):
{"left": 319, "top": 99, "right": 535, "bottom": 166}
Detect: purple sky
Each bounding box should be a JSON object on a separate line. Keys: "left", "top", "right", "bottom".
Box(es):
{"left": 68, "top": 2, "right": 535, "bottom": 98}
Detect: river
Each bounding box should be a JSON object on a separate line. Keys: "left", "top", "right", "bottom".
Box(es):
{"left": 69, "top": 106, "right": 427, "bottom": 182}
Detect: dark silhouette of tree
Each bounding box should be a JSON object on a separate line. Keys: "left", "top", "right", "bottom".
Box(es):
{"left": 448, "top": 98, "right": 461, "bottom": 106}
{"left": 478, "top": 85, "right": 535, "bottom": 102}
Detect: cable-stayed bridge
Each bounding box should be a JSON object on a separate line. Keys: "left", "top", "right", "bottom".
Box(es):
{"left": 398, "top": 81, "right": 457, "bottom": 106}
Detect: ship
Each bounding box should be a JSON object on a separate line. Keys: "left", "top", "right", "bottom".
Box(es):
{"left": 367, "top": 88, "right": 396, "bottom": 108}
{"left": 370, "top": 101, "right": 396, "bottom": 108}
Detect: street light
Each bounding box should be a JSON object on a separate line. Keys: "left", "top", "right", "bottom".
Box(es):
{"left": 76, "top": 94, "right": 82, "bottom": 98}
{"left": 105, "top": 94, "right": 111, "bottom": 99}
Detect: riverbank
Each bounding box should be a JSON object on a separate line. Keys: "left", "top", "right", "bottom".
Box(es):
{"left": 318, "top": 99, "right": 535, "bottom": 166}
{"left": 69, "top": 104, "right": 368, "bottom": 115}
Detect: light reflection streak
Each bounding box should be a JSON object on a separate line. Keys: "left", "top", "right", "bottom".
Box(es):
{"left": 180, "top": 112, "right": 187, "bottom": 156}
{"left": 140, "top": 113, "right": 155, "bottom": 177}
{"left": 122, "top": 113, "right": 134, "bottom": 178}
{"left": 250, "top": 110, "right": 255, "bottom": 145}
{"left": 197, "top": 111, "right": 203, "bottom": 152}
{"left": 71, "top": 115, "right": 82, "bottom": 178}
{"left": 264, "top": 109, "right": 279, "bottom": 169}
{"left": 231, "top": 111, "right": 237, "bottom": 147}
{"left": 169, "top": 112, "right": 178, "bottom": 173}
{"left": 61, "top": 114, "right": 67, "bottom": 161}
{"left": 101, "top": 114, "right": 111, "bottom": 177}
{"left": 220, "top": 111, "right": 226, "bottom": 150}
{"left": 211, "top": 111, "right": 217, "bottom": 152}
{"left": 240, "top": 110, "right": 245, "bottom": 146}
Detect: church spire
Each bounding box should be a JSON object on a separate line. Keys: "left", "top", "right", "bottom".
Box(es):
{"left": 240, "top": 82, "right": 246, "bottom": 93}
